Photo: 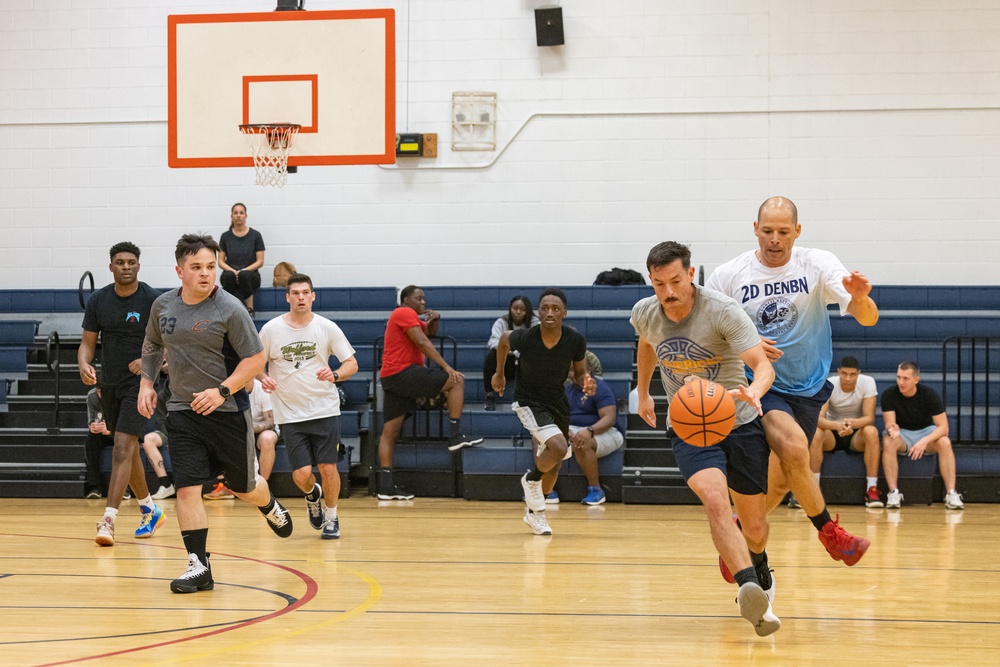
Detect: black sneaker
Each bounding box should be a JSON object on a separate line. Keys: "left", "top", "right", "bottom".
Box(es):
{"left": 376, "top": 470, "right": 414, "bottom": 500}
{"left": 305, "top": 484, "right": 323, "bottom": 530}
{"left": 484, "top": 393, "right": 497, "bottom": 411}
{"left": 171, "top": 553, "right": 213, "bottom": 593}
{"left": 85, "top": 488, "right": 101, "bottom": 500}
{"left": 263, "top": 499, "right": 294, "bottom": 537}
{"left": 447, "top": 433, "right": 484, "bottom": 452}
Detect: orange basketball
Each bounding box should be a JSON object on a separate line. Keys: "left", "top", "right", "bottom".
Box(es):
{"left": 668, "top": 379, "right": 737, "bottom": 447}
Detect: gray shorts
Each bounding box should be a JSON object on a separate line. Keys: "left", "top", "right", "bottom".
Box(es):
{"left": 893, "top": 425, "right": 937, "bottom": 454}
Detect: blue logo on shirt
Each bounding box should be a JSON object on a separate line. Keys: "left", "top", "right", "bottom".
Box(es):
{"left": 126, "top": 311, "right": 141, "bottom": 323}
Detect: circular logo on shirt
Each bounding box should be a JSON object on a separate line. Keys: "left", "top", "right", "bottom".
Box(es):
{"left": 756, "top": 297, "right": 798, "bottom": 336}
{"left": 654, "top": 338, "right": 722, "bottom": 393}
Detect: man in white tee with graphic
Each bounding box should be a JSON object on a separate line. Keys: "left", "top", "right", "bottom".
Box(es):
{"left": 706, "top": 196, "right": 878, "bottom": 566}
{"left": 258, "top": 273, "right": 358, "bottom": 539}
{"left": 810, "top": 356, "right": 881, "bottom": 508}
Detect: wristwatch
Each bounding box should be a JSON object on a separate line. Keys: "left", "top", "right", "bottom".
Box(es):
{"left": 218, "top": 384, "right": 231, "bottom": 398}
{"left": 586, "top": 426, "right": 595, "bottom": 436}
{"left": 333, "top": 371, "right": 340, "bottom": 383}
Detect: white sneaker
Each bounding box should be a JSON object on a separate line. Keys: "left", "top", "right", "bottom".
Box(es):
{"left": 737, "top": 582, "right": 781, "bottom": 637}
{"left": 885, "top": 489, "right": 903, "bottom": 509}
{"left": 523, "top": 510, "right": 552, "bottom": 535}
{"left": 152, "top": 484, "right": 176, "bottom": 500}
{"left": 520, "top": 473, "right": 546, "bottom": 512}
{"left": 95, "top": 516, "right": 115, "bottom": 547}
{"left": 944, "top": 491, "right": 964, "bottom": 509}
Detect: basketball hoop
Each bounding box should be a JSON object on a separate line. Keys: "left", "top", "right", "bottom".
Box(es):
{"left": 238, "top": 123, "right": 301, "bottom": 187}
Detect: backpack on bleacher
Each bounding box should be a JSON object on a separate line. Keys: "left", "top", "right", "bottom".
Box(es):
{"left": 593, "top": 267, "right": 645, "bottom": 286}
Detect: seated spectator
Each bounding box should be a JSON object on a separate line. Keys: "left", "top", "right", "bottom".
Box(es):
{"left": 881, "top": 361, "right": 963, "bottom": 510}
{"left": 272, "top": 261, "right": 297, "bottom": 288}
{"left": 84, "top": 387, "right": 113, "bottom": 499}
{"left": 584, "top": 349, "right": 603, "bottom": 377}
{"left": 546, "top": 364, "right": 624, "bottom": 506}
{"left": 483, "top": 295, "right": 539, "bottom": 410}
{"left": 142, "top": 366, "right": 175, "bottom": 500}
{"left": 806, "top": 356, "right": 880, "bottom": 508}
{"left": 219, "top": 202, "right": 265, "bottom": 314}
{"left": 249, "top": 378, "right": 279, "bottom": 481}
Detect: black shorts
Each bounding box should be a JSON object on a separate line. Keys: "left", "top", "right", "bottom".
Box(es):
{"left": 166, "top": 409, "right": 258, "bottom": 493}
{"left": 759, "top": 382, "right": 833, "bottom": 446}
{"left": 670, "top": 417, "right": 770, "bottom": 496}
{"left": 832, "top": 432, "right": 856, "bottom": 452}
{"left": 99, "top": 382, "right": 145, "bottom": 437}
{"left": 380, "top": 365, "right": 449, "bottom": 422}
{"left": 281, "top": 416, "right": 344, "bottom": 469}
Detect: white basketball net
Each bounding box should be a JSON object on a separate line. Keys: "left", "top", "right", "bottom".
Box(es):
{"left": 239, "top": 124, "right": 300, "bottom": 188}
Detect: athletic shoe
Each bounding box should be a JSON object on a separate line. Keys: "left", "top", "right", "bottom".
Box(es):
{"left": 122, "top": 488, "right": 132, "bottom": 501}
{"left": 521, "top": 473, "right": 546, "bottom": 512}
{"left": 817, "top": 514, "right": 870, "bottom": 566}
{"left": 720, "top": 558, "right": 776, "bottom": 604}
{"left": 582, "top": 486, "right": 606, "bottom": 506}
{"left": 376, "top": 471, "right": 415, "bottom": 500}
{"left": 523, "top": 510, "right": 552, "bottom": 535}
{"left": 263, "top": 499, "right": 294, "bottom": 538}
{"left": 135, "top": 503, "right": 165, "bottom": 538}
{"left": 321, "top": 516, "right": 340, "bottom": 540}
{"left": 152, "top": 484, "right": 176, "bottom": 500}
{"left": 885, "top": 489, "right": 903, "bottom": 509}
{"left": 484, "top": 393, "right": 497, "bottom": 411}
{"left": 203, "top": 483, "right": 234, "bottom": 500}
{"left": 170, "top": 553, "right": 214, "bottom": 593}
{"left": 865, "top": 486, "right": 884, "bottom": 508}
{"left": 85, "top": 488, "right": 102, "bottom": 499}
{"left": 786, "top": 494, "right": 801, "bottom": 509}
{"left": 447, "top": 433, "right": 484, "bottom": 452}
{"left": 737, "top": 582, "right": 781, "bottom": 637}
{"left": 95, "top": 516, "right": 115, "bottom": 547}
{"left": 306, "top": 484, "right": 324, "bottom": 530}
{"left": 545, "top": 491, "right": 560, "bottom": 504}
{"left": 719, "top": 555, "right": 736, "bottom": 584}
{"left": 944, "top": 491, "right": 964, "bottom": 509}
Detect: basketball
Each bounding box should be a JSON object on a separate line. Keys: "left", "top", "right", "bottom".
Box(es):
{"left": 668, "top": 379, "right": 737, "bottom": 447}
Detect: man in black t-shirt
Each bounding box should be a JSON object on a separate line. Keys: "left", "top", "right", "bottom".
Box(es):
{"left": 79, "top": 241, "right": 166, "bottom": 546}
{"left": 493, "top": 288, "right": 595, "bottom": 536}
{"left": 880, "top": 361, "right": 963, "bottom": 510}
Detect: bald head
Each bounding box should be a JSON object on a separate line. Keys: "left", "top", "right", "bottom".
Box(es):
{"left": 758, "top": 196, "right": 797, "bottom": 226}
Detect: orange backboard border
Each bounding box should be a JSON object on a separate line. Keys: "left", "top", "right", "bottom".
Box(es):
{"left": 167, "top": 9, "right": 396, "bottom": 168}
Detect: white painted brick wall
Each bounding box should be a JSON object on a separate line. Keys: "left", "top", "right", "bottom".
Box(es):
{"left": 0, "top": 0, "right": 998, "bottom": 289}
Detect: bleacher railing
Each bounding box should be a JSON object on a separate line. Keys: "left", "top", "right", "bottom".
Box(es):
{"left": 45, "top": 331, "right": 61, "bottom": 434}
{"left": 942, "top": 336, "right": 998, "bottom": 445}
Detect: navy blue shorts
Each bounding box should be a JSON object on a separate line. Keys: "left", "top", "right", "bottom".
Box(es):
{"left": 281, "top": 415, "right": 344, "bottom": 469}
{"left": 671, "top": 417, "right": 770, "bottom": 496}
{"left": 759, "top": 382, "right": 833, "bottom": 444}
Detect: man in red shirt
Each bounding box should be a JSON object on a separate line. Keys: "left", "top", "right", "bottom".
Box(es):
{"left": 377, "top": 285, "right": 482, "bottom": 499}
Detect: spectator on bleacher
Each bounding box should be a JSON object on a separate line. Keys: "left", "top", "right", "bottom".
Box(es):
{"left": 802, "top": 356, "right": 880, "bottom": 509}
{"left": 79, "top": 241, "right": 165, "bottom": 546}
{"left": 494, "top": 288, "right": 595, "bottom": 536}
{"left": 881, "top": 361, "right": 963, "bottom": 510}
{"left": 219, "top": 202, "right": 265, "bottom": 315}
{"left": 545, "top": 363, "right": 623, "bottom": 506}
{"left": 272, "top": 261, "right": 297, "bottom": 288}
{"left": 83, "top": 386, "right": 112, "bottom": 499}
{"left": 584, "top": 350, "right": 603, "bottom": 377}
{"left": 706, "top": 195, "right": 875, "bottom": 565}
{"left": 143, "top": 361, "right": 175, "bottom": 500}
{"left": 483, "top": 295, "right": 538, "bottom": 411}
{"left": 377, "top": 285, "right": 483, "bottom": 500}
{"left": 258, "top": 273, "right": 358, "bottom": 539}
{"left": 248, "top": 378, "right": 278, "bottom": 483}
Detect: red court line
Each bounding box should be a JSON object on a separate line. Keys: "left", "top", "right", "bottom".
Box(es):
{"left": 1, "top": 534, "right": 318, "bottom": 667}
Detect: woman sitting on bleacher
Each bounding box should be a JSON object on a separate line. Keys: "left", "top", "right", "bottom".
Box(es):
{"left": 483, "top": 295, "right": 539, "bottom": 411}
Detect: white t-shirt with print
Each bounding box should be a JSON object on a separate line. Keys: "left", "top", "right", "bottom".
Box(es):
{"left": 249, "top": 378, "right": 274, "bottom": 429}
{"left": 825, "top": 373, "right": 877, "bottom": 421}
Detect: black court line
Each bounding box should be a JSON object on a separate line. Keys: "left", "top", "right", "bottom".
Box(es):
{"left": 0, "top": 619, "right": 257, "bottom": 646}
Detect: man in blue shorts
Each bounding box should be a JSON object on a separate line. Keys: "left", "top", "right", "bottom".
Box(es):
{"left": 632, "top": 241, "right": 780, "bottom": 637}
{"left": 139, "top": 233, "right": 293, "bottom": 594}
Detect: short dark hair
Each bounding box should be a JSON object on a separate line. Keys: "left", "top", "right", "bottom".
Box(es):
{"left": 646, "top": 241, "right": 691, "bottom": 271}
{"left": 400, "top": 285, "right": 422, "bottom": 305}
{"left": 839, "top": 356, "right": 860, "bottom": 370}
{"left": 899, "top": 361, "right": 920, "bottom": 375}
{"left": 285, "top": 273, "right": 313, "bottom": 293}
{"left": 174, "top": 233, "right": 221, "bottom": 264}
{"left": 539, "top": 287, "right": 567, "bottom": 307}
{"left": 109, "top": 241, "right": 140, "bottom": 261}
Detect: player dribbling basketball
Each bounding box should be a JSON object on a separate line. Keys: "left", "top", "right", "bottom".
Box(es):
{"left": 631, "top": 241, "right": 781, "bottom": 636}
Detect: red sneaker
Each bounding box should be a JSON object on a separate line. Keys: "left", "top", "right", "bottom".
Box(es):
{"left": 864, "top": 486, "right": 884, "bottom": 508}
{"left": 719, "top": 555, "right": 736, "bottom": 583}
{"left": 818, "top": 514, "right": 870, "bottom": 566}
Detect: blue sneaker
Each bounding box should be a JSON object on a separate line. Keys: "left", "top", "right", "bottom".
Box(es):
{"left": 321, "top": 516, "right": 340, "bottom": 540}
{"left": 545, "top": 491, "right": 560, "bottom": 505}
{"left": 581, "top": 486, "right": 606, "bottom": 506}
{"left": 135, "top": 504, "right": 165, "bottom": 538}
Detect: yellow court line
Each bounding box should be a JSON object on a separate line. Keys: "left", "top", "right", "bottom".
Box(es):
{"left": 136, "top": 564, "right": 383, "bottom": 667}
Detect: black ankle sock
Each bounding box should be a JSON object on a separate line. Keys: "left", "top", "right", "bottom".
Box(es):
{"left": 750, "top": 550, "right": 767, "bottom": 569}
{"left": 808, "top": 507, "right": 832, "bottom": 531}
{"left": 449, "top": 418, "right": 461, "bottom": 437}
{"left": 181, "top": 528, "right": 208, "bottom": 565}
{"left": 750, "top": 550, "right": 772, "bottom": 589}
{"left": 305, "top": 484, "right": 321, "bottom": 502}
{"left": 733, "top": 566, "right": 759, "bottom": 588}
{"left": 259, "top": 495, "right": 276, "bottom": 515}
{"left": 525, "top": 466, "right": 544, "bottom": 482}
{"left": 157, "top": 475, "right": 171, "bottom": 487}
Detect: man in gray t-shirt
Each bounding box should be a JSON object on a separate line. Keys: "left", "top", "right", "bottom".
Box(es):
{"left": 630, "top": 241, "right": 780, "bottom": 638}
{"left": 138, "top": 233, "right": 293, "bottom": 595}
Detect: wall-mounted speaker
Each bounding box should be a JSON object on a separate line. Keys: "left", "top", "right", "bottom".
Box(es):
{"left": 534, "top": 6, "right": 564, "bottom": 47}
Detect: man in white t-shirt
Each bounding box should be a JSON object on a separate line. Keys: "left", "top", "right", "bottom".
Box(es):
{"left": 248, "top": 378, "right": 278, "bottom": 482}
{"left": 809, "top": 356, "right": 881, "bottom": 508}
{"left": 258, "top": 273, "right": 359, "bottom": 540}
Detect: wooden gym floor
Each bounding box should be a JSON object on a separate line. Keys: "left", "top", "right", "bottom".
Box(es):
{"left": 1, "top": 497, "right": 997, "bottom": 666}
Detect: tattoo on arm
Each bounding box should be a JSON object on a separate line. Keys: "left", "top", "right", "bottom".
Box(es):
{"left": 141, "top": 337, "right": 164, "bottom": 382}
